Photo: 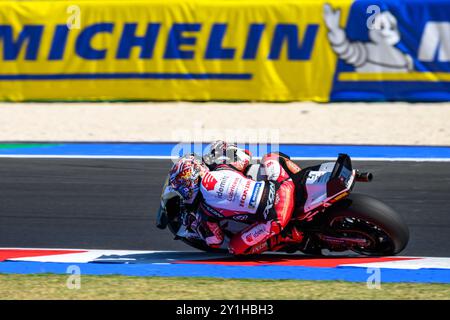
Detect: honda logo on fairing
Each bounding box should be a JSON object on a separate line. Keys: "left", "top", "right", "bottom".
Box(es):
{"left": 239, "top": 179, "right": 252, "bottom": 207}
{"left": 202, "top": 173, "right": 218, "bottom": 191}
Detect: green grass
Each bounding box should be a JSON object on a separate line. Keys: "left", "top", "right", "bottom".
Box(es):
{"left": 0, "top": 143, "right": 61, "bottom": 149}
{"left": 0, "top": 274, "right": 449, "bottom": 300}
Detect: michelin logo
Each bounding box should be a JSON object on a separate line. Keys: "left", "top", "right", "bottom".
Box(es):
{"left": 323, "top": 3, "right": 413, "bottom": 72}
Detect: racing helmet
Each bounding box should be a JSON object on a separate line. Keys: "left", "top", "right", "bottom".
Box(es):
{"left": 169, "top": 154, "right": 206, "bottom": 202}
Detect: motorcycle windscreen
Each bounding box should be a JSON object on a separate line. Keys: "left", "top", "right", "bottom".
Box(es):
{"left": 327, "top": 153, "right": 354, "bottom": 196}
{"left": 302, "top": 163, "right": 334, "bottom": 212}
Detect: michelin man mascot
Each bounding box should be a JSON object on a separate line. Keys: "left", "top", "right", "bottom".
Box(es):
{"left": 323, "top": 3, "right": 413, "bottom": 72}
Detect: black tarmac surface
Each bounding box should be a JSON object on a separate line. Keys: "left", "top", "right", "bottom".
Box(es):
{"left": 0, "top": 159, "right": 449, "bottom": 257}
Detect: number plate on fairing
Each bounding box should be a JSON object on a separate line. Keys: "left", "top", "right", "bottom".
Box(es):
{"left": 302, "top": 159, "right": 354, "bottom": 215}
{"left": 303, "top": 162, "right": 335, "bottom": 213}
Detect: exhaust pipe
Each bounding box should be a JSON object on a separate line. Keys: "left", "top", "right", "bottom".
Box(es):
{"left": 355, "top": 171, "right": 373, "bottom": 182}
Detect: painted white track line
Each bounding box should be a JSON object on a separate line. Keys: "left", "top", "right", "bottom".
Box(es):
{"left": 343, "top": 257, "right": 450, "bottom": 270}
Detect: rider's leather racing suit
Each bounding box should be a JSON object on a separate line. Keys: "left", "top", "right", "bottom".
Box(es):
{"left": 197, "top": 151, "right": 303, "bottom": 255}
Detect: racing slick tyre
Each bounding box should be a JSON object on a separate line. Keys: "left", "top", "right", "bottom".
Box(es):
{"left": 323, "top": 193, "right": 410, "bottom": 256}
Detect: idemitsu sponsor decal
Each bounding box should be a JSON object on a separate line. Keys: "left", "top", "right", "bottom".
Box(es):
{"left": 242, "top": 222, "right": 271, "bottom": 246}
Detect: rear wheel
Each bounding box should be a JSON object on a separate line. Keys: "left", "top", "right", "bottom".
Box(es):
{"left": 322, "top": 193, "right": 409, "bottom": 256}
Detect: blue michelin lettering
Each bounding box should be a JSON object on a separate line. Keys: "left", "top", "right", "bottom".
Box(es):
{"left": 205, "top": 24, "right": 235, "bottom": 59}
{"left": 249, "top": 182, "right": 262, "bottom": 208}
{"left": 243, "top": 24, "right": 265, "bottom": 60}
{"left": 0, "top": 25, "right": 43, "bottom": 60}
{"left": 117, "top": 23, "right": 160, "bottom": 59}
{"left": 0, "top": 22, "right": 319, "bottom": 62}
{"left": 76, "top": 23, "right": 114, "bottom": 60}
{"left": 164, "top": 23, "right": 201, "bottom": 59}
{"left": 269, "top": 24, "right": 319, "bottom": 60}
{"left": 48, "top": 25, "right": 69, "bottom": 60}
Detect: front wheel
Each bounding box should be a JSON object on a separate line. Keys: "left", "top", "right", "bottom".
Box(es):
{"left": 165, "top": 196, "right": 228, "bottom": 253}
{"left": 322, "top": 193, "right": 409, "bottom": 256}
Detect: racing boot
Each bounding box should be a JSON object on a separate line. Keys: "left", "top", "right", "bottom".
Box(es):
{"left": 200, "top": 220, "right": 224, "bottom": 249}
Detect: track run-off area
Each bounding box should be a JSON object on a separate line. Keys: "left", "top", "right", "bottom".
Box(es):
{"left": 0, "top": 143, "right": 449, "bottom": 283}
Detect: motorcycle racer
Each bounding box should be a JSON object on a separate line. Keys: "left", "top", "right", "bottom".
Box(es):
{"left": 168, "top": 141, "right": 304, "bottom": 255}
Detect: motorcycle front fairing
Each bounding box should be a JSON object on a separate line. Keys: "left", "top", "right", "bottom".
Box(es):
{"left": 156, "top": 175, "right": 201, "bottom": 234}
{"left": 156, "top": 174, "right": 247, "bottom": 250}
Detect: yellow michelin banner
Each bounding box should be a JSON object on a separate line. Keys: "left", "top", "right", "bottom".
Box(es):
{"left": 2, "top": 0, "right": 449, "bottom": 101}
{"left": 0, "top": 0, "right": 352, "bottom": 102}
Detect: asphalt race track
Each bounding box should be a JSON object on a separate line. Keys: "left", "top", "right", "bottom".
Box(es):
{"left": 0, "top": 158, "right": 449, "bottom": 257}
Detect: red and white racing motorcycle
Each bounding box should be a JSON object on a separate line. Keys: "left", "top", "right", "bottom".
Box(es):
{"left": 156, "top": 153, "right": 409, "bottom": 256}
